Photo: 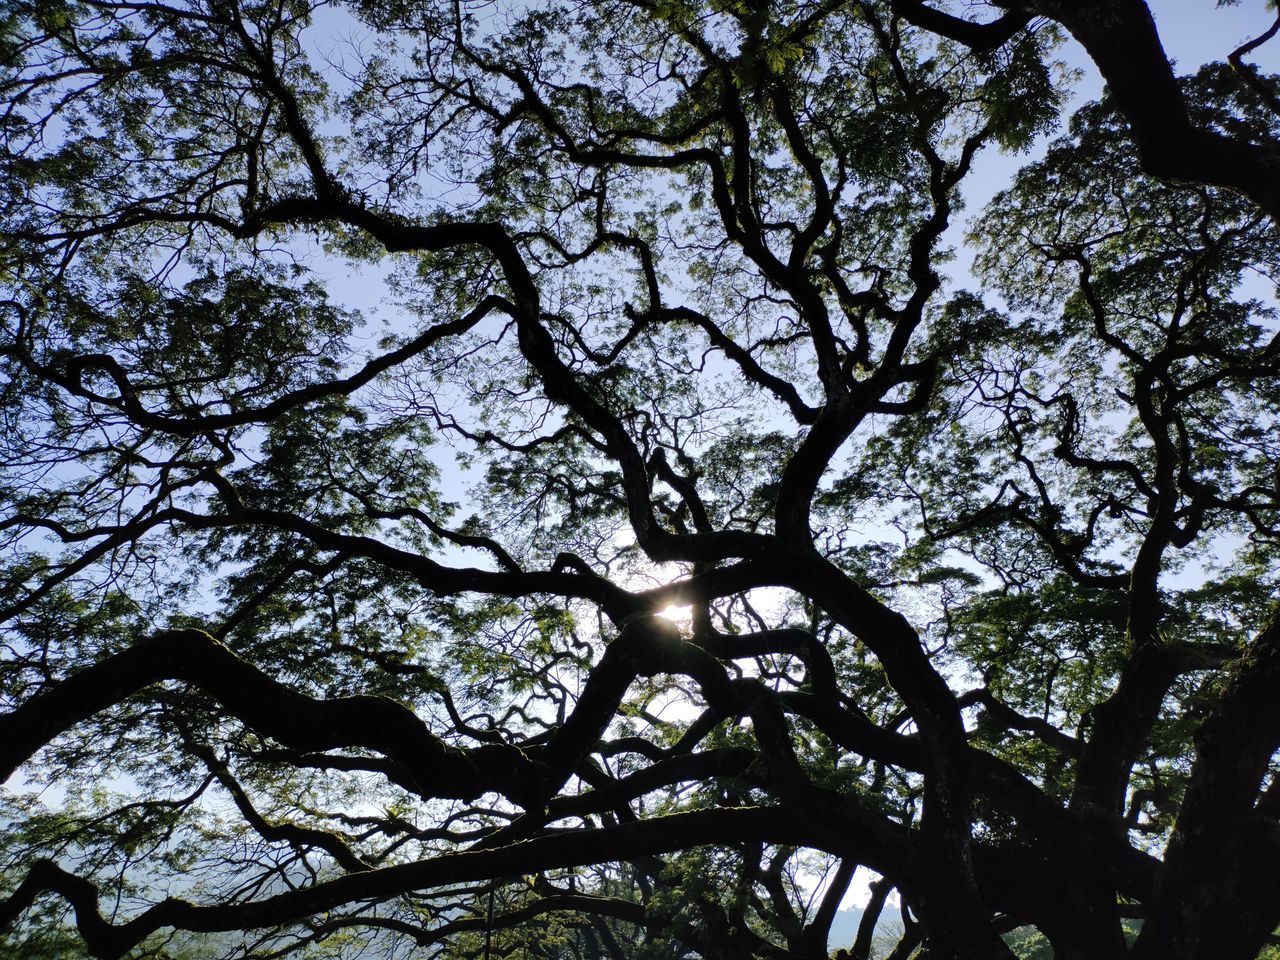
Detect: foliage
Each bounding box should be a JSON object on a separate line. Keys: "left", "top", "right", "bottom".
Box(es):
{"left": 1, "top": 1, "right": 1280, "bottom": 960}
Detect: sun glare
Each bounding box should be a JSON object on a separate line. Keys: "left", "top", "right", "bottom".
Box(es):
{"left": 656, "top": 605, "right": 693, "bottom": 628}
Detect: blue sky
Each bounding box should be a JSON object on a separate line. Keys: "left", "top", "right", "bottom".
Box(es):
{"left": 954, "top": 0, "right": 1280, "bottom": 267}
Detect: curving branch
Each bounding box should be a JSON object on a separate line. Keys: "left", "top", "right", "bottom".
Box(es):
{"left": 0, "top": 807, "right": 854, "bottom": 960}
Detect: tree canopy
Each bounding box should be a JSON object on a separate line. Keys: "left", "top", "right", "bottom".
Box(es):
{"left": 1, "top": 1, "right": 1279, "bottom": 959}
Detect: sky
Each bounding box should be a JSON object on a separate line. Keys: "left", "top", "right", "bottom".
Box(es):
{"left": 300, "top": 1, "right": 1280, "bottom": 930}
{"left": 820, "top": 0, "right": 1280, "bottom": 933}
{"left": 952, "top": 0, "right": 1280, "bottom": 269}
{"left": 8, "top": 0, "right": 1280, "bottom": 951}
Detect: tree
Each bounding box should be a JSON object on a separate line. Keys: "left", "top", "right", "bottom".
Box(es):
{"left": 1, "top": 0, "right": 1278, "bottom": 958}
